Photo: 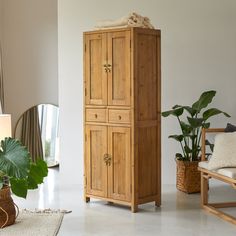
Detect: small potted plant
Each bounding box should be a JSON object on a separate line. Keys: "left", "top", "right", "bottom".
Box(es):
{"left": 0, "top": 137, "right": 48, "bottom": 227}
{"left": 162, "top": 90, "right": 230, "bottom": 193}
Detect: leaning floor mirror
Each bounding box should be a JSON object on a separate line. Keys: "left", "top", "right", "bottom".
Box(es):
{"left": 14, "top": 104, "right": 59, "bottom": 167}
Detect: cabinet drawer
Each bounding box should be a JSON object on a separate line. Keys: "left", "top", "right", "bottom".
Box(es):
{"left": 108, "top": 109, "right": 131, "bottom": 123}
{"left": 86, "top": 109, "right": 106, "bottom": 122}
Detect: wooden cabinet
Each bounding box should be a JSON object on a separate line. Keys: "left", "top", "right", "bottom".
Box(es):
{"left": 84, "top": 27, "right": 161, "bottom": 212}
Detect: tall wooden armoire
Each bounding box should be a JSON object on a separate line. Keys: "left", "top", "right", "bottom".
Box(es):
{"left": 83, "top": 27, "right": 161, "bottom": 212}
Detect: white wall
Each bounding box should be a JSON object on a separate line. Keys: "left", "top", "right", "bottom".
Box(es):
{"left": 58, "top": 0, "right": 236, "bottom": 186}
{"left": 2, "top": 0, "right": 58, "bottom": 127}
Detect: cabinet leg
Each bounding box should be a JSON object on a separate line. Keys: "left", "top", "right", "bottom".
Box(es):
{"left": 85, "top": 197, "right": 90, "bottom": 203}
{"left": 155, "top": 198, "right": 161, "bottom": 207}
{"left": 155, "top": 193, "right": 161, "bottom": 207}
{"left": 131, "top": 204, "right": 138, "bottom": 213}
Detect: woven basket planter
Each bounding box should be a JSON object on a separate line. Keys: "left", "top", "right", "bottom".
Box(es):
{"left": 176, "top": 160, "right": 201, "bottom": 193}
{"left": 0, "top": 187, "right": 17, "bottom": 228}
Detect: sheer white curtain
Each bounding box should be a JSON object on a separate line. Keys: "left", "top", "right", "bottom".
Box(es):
{"left": 0, "top": 43, "right": 4, "bottom": 114}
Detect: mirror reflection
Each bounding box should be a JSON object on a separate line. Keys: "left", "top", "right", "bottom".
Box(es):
{"left": 14, "top": 104, "right": 59, "bottom": 167}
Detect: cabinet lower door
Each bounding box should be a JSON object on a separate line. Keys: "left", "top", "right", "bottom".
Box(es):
{"left": 108, "top": 127, "right": 131, "bottom": 202}
{"left": 85, "top": 125, "right": 107, "bottom": 197}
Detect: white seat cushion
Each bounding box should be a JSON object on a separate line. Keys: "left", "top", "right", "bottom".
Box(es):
{"left": 198, "top": 161, "right": 209, "bottom": 169}
{"left": 199, "top": 161, "right": 236, "bottom": 179}
{"left": 217, "top": 168, "right": 236, "bottom": 179}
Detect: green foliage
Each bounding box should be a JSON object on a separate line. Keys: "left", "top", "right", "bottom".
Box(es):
{"left": 0, "top": 138, "right": 30, "bottom": 179}
{"left": 0, "top": 138, "right": 48, "bottom": 198}
{"left": 162, "top": 90, "right": 230, "bottom": 161}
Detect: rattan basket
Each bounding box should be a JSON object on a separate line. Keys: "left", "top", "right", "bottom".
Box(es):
{"left": 0, "top": 187, "right": 17, "bottom": 228}
{"left": 176, "top": 160, "right": 201, "bottom": 193}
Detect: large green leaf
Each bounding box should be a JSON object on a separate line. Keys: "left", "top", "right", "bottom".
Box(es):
{"left": 0, "top": 138, "right": 30, "bottom": 179}
{"left": 202, "top": 122, "right": 210, "bottom": 129}
{"left": 27, "top": 160, "right": 48, "bottom": 189}
{"left": 0, "top": 138, "right": 48, "bottom": 198}
{"left": 203, "top": 108, "right": 230, "bottom": 121}
{"left": 162, "top": 107, "right": 184, "bottom": 117}
{"left": 187, "top": 117, "right": 204, "bottom": 128}
{"left": 10, "top": 178, "right": 28, "bottom": 198}
{"left": 172, "top": 105, "right": 197, "bottom": 117}
{"left": 192, "top": 90, "right": 216, "bottom": 112}
{"left": 180, "top": 121, "right": 192, "bottom": 134}
{"left": 176, "top": 153, "right": 185, "bottom": 160}
{"left": 168, "top": 135, "right": 184, "bottom": 142}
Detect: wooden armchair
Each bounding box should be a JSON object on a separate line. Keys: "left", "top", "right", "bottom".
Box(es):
{"left": 198, "top": 128, "right": 236, "bottom": 225}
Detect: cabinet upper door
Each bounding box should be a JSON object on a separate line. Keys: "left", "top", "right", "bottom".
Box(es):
{"left": 107, "top": 127, "right": 131, "bottom": 202}
{"left": 85, "top": 125, "right": 107, "bottom": 197}
{"left": 107, "top": 31, "right": 131, "bottom": 106}
{"left": 84, "top": 33, "right": 107, "bottom": 105}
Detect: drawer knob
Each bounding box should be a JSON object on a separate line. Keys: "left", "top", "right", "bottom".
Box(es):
{"left": 94, "top": 114, "right": 98, "bottom": 118}
{"left": 118, "top": 115, "right": 122, "bottom": 120}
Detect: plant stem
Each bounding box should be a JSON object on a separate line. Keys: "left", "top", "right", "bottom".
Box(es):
{"left": 179, "top": 141, "right": 186, "bottom": 159}
{"left": 192, "top": 111, "right": 200, "bottom": 161}
{"left": 194, "top": 128, "right": 200, "bottom": 161}
{"left": 196, "top": 126, "right": 203, "bottom": 159}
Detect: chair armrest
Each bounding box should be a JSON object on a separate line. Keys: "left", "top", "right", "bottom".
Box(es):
{"left": 204, "top": 128, "right": 225, "bottom": 133}
{"left": 201, "top": 128, "right": 225, "bottom": 161}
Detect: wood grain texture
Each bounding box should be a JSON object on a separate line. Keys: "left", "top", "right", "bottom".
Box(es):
{"left": 108, "top": 127, "right": 131, "bottom": 202}
{"left": 137, "top": 34, "right": 157, "bottom": 121}
{"left": 107, "top": 31, "right": 131, "bottom": 106}
{"left": 85, "top": 125, "right": 107, "bottom": 197}
{"left": 84, "top": 27, "right": 161, "bottom": 212}
{"left": 138, "top": 126, "right": 158, "bottom": 199}
{"left": 86, "top": 108, "right": 106, "bottom": 122}
{"left": 203, "top": 205, "right": 236, "bottom": 225}
{"left": 133, "top": 28, "right": 161, "bottom": 206}
{"left": 84, "top": 33, "right": 107, "bottom": 105}
{"left": 108, "top": 109, "right": 131, "bottom": 124}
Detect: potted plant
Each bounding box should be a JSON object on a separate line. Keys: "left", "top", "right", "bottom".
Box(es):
{"left": 162, "top": 90, "right": 230, "bottom": 193}
{"left": 0, "top": 137, "right": 48, "bottom": 228}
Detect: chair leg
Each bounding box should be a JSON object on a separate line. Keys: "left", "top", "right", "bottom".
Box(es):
{"left": 201, "top": 173, "right": 208, "bottom": 206}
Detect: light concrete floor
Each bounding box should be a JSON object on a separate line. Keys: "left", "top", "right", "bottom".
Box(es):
{"left": 13, "top": 168, "right": 236, "bottom": 236}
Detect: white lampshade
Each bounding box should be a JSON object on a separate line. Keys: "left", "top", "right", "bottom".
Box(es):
{"left": 0, "top": 114, "right": 12, "bottom": 142}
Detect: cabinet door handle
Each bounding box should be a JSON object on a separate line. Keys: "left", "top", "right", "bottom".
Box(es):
{"left": 107, "top": 64, "right": 111, "bottom": 72}
{"left": 103, "top": 64, "right": 108, "bottom": 73}
{"left": 103, "top": 154, "right": 109, "bottom": 165}
{"left": 103, "top": 64, "right": 111, "bottom": 73}
{"left": 94, "top": 114, "right": 98, "bottom": 118}
{"left": 108, "top": 155, "right": 112, "bottom": 166}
